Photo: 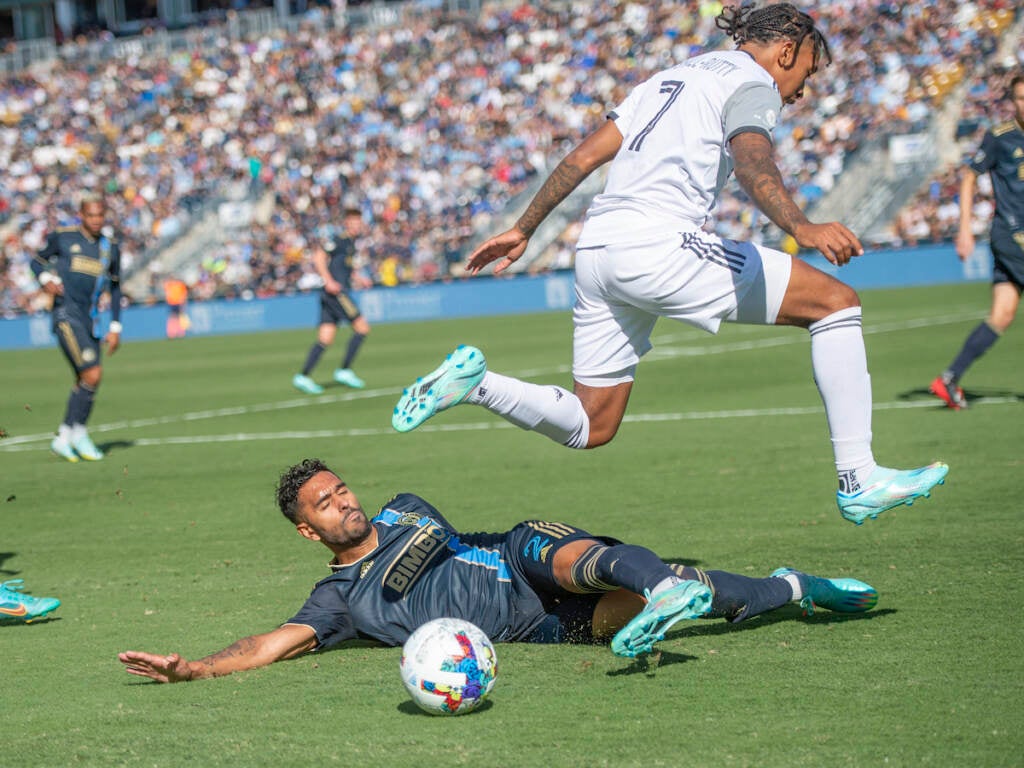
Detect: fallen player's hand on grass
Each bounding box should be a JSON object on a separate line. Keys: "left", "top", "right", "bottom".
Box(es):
{"left": 119, "top": 650, "right": 193, "bottom": 683}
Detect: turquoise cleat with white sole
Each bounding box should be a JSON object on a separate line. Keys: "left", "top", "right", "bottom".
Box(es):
{"left": 771, "top": 567, "right": 878, "bottom": 615}
{"left": 51, "top": 435, "right": 79, "bottom": 463}
{"left": 611, "top": 580, "right": 713, "bottom": 658}
{"left": 392, "top": 345, "right": 487, "bottom": 433}
{"left": 333, "top": 368, "right": 365, "bottom": 389}
{"left": 292, "top": 373, "right": 324, "bottom": 395}
{"left": 837, "top": 462, "right": 948, "bottom": 524}
{"left": 71, "top": 431, "right": 103, "bottom": 461}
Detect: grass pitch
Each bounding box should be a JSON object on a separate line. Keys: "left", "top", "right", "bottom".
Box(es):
{"left": 1, "top": 281, "right": 1022, "bottom": 767}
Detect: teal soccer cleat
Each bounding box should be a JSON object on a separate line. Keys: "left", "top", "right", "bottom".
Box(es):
{"left": 837, "top": 462, "right": 949, "bottom": 524}
{"left": 51, "top": 435, "right": 79, "bottom": 463}
{"left": 771, "top": 567, "right": 878, "bottom": 615}
{"left": 333, "top": 368, "right": 365, "bottom": 389}
{"left": 392, "top": 345, "right": 487, "bottom": 433}
{"left": 0, "top": 580, "right": 61, "bottom": 623}
{"left": 71, "top": 431, "right": 103, "bottom": 461}
{"left": 611, "top": 580, "right": 713, "bottom": 658}
{"left": 292, "top": 373, "right": 324, "bottom": 395}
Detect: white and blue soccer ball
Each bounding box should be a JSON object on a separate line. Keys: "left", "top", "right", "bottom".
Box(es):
{"left": 400, "top": 617, "right": 497, "bottom": 716}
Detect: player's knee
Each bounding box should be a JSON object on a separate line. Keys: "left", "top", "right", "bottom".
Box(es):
{"left": 989, "top": 311, "right": 1014, "bottom": 332}
{"left": 585, "top": 422, "right": 620, "bottom": 448}
{"left": 823, "top": 282, "right": 860, "bottom": 314}
{"left": 80, "top": 367, "right": 102, "bottom": 389}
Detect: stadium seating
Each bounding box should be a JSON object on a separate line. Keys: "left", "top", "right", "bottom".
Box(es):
{"left": 1, "top": 0, "right": 1019, "bottom": 316}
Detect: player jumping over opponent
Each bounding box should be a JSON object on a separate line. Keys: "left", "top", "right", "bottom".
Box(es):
{"left": 391, "top": 3, "right": 947, "bottom": 525}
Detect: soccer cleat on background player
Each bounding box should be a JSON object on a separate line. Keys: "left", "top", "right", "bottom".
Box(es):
{"left": 333, "top": 368, "right": 365, "bottom": 389}
{"left": 770, "top": 567, "right": 878, "bottom": 615}
{"left": 71, "top": 430, "right": 104, "bottom": 461}
{"left": 0, "top": 580, "right": 61, "bottom": 623}
{"left": 611, "top": 580, "right": 713, "bottom": 658}
{"left": 392, "top": 345, "right": 487, "bottom": 433}
{"left": 836, "top": 462, "right": 949, "bottom": 524}
{"left": 292, "top": 373, "right": 324, "bottom": 395}
{"left": 51, "top": 435, "right": 79, "bottom": 463}
{"left": 928, "top": 374, "right": 968, "bottom": 410}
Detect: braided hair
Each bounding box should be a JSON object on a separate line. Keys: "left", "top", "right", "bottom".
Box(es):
{"left": 716, "top": 3, "right": 832, "bottom": 69}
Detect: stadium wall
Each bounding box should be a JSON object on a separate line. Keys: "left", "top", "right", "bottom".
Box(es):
{"left": 0, "top": 243, "right": 991, "bottom": 350}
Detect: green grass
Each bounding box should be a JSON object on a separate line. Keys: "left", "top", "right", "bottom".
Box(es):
{"left": 1, "top": 282, "right": 1021, "bottom": 767}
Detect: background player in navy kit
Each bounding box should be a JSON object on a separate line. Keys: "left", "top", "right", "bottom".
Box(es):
{"left": 930, "top": 75, "right": 1024, "bottom": 410}
{"left": 118, "top": 458, "right": 878, "bottom": 682}
{"left": 31, "top": 195, "right": 123, "bottom": 462}
{"left": 292, "top": 208, "right": 372, "bottom": 395}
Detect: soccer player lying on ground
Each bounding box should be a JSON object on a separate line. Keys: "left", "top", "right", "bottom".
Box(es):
{"left": 119, "top": 459, "right": 878, "bottom": 682}
{"left": 391, "top": 2, "right": 947, "bottom": 525}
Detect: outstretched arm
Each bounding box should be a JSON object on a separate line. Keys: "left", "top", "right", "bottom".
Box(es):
{"left": 119, "top": 623, "right": 318, "bottom": 683}
{"left": 466, "top": 119, "right": 623, "bottom": 275}
{"left": 731, "top": 131, "right": 863, "bottom": 265}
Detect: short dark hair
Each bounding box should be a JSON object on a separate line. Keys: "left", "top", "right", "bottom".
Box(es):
{"left": 1010, "top": 75, "right": 1024, "bottom": 96}
{"left": 716, "top": 2, "right": 832, "bottom": 69}
{"left": 343, "top": 208, "right": 362, "bottom": 219}
{"left": 276, "top": 458, "right": 332, "bottom": 523}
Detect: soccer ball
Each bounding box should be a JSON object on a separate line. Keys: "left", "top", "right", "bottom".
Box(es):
{"left": 400, "top": 617, "right": 498, "bottom": 716}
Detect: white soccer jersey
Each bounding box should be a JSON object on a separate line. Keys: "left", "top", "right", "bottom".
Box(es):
{"left": 577, "top": 50, "right": 782, "bottom": 247}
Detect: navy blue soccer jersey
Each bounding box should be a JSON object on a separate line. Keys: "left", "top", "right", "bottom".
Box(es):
{"left": 969, "top": 120, "right": 1024, "bottom": 233}
{"left": 323, "top": 234, "right": 357, "bottom": 289}
{"left": 286, "top": 493, "right": 553, "bottom": 649}
{"left": 32, "top": 227, "right": 122, "bottom": 331}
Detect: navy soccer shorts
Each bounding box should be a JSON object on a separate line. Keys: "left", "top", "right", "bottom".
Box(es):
{"left": 319, "top": 290, "right": 361, "bottom": 326}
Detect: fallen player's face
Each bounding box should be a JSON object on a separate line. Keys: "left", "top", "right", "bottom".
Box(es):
{"left": 298, "top": 471, "right": 373, "bottom": 548}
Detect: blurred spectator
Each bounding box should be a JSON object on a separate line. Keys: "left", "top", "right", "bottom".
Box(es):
{"left": 1, "top": 0, "right": 1018, "bottom": 314}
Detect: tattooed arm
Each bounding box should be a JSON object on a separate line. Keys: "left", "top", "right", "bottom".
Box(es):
{"left": 731, "top": 131, "right": 863, "bottom": 265}
{"left": 466, "top": 119, "right": 623, "bottom": 275}
{"left": 118, "top": 624, "right": 318, "bottom": 683}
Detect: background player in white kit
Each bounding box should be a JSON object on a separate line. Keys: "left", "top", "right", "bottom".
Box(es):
{"left": 392, "top": 2, "right": 947, "bottom": 525}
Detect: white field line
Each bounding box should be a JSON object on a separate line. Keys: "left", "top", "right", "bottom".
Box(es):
{"left": 1, "top": 396, "right": 1018, "bottom": 452}
{"left": 0, "top": 309, "right": 995, "bottom": 451}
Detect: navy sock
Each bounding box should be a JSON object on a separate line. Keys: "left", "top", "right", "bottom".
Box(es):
{"left": 670, "top": 565, "right": 792, "bottom": 624}
{"left": 342, "top": 333, "right": 366, "bottom": 370}
{"left": 68, "top": 382, "right": 97, "bottom": 426}
{"left": 570, "top": 544, "right": 677, "bottom": 595}
{"left": 62, "top": 387, "right": 77, "bottom": 426}
{"left": 302, "top": 343, "right": 326, "bottom": 376}
{"left": 948, "top": 322, "right": 999, "bottom": 382}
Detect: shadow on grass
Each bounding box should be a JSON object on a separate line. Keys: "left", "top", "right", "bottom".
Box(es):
{"left": 396, "top": 698, "right": 495, "bottom": 716}
{"left": 0, "top": 615, "right": 62, "bottom": 627}
{"left": 606, "top": 607, "right": 896, "bottom": 676}
{"left": 897, "top": 385, "right": 1024, "bottom": 406}
{"left": 607, "top": 649, "right": 700, "bottom": 676}
{"left": 97, "top": 439, "right": 136, "bottom": 456}
{"left": 682, "top": 605, "right": 897, "bottom": 640}
{"left": 0, "top": 551, "right": 19, "bottom": 576}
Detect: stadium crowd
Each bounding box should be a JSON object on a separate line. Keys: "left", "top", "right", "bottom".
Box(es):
{"left": 0, "top": 0, "right": 1018, "bottom": 315}
{"left": 886, "top": 61, "right": 1021, "bottom": 247}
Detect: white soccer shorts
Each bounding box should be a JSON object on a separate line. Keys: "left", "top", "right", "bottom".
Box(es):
{"left": 572, "top": 229, "right": 792, "bottom": 382}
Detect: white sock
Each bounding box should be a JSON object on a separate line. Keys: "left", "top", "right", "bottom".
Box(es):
{"left": 70, "top": 423, "right": 87, "bottom": 441}
{"left": 469, "top": 371, "right": 590, "bottom": 448}
{"left": 808, "top": 307, "right": 877, "bottom": 492}
{"left": 649, "top": 576, "right": 683, "bottom": 599}
{"left": 58, "top": 424, "right": 72, "bottom": 441}
{"left": 780, "top": 573, "right": 803, "bottom": 601}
